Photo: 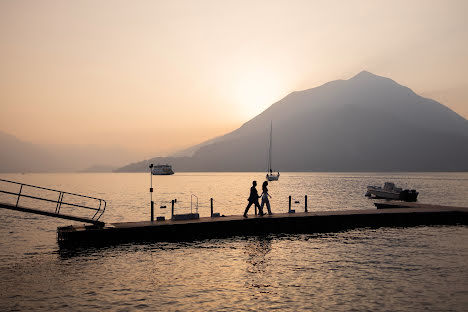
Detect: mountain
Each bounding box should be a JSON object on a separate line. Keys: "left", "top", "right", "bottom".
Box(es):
{"left": 0, "top": 131, "right": 137, "bottom": 172}
{"left": 80, "top": 165, "right": 119, "bottom": 173}
{"left": 0, "top": 131, "right": 51, "bottom": 172}
{"left": 122, "top": 70, "right": 468, "bottom": 172}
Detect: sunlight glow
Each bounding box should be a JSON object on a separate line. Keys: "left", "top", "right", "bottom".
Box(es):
{"left": 233, "top": 70, "right": 287, "bottom": 120}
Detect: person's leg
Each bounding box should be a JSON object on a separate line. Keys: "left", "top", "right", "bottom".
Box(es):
{"left": 259, "top": 198, "right": 266, "bottom": 216}
{"left": 266, "top": 200, "right": 272, "bottom": 214}
{"left": 256, "top": 200, "right": 264, "bottom": 215}
{"left": 244, "top": 201, "right": 252, "bottom": 217}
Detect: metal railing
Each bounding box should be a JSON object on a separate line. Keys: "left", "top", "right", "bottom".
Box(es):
{"left": 0, "top": 178, "right": 106, "bottom": 222}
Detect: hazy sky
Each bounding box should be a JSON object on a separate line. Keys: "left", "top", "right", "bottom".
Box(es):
{"left": 1, "top": 0, "right": 467, "bottom": 158}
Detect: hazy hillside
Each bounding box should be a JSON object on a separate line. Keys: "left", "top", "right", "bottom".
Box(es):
{"left": 120, "top": 71, "right": 468, "bottom": 172}
{"left": 0, "top": 131, "right": 137, "bottom": 172}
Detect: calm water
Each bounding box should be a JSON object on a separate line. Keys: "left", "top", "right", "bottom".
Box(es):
{"left": 0, "top": 172, "right": 467, "bottom": 311}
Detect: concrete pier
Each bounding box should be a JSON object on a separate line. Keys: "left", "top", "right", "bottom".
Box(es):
{"left": 57, "top": 203, "right": 468, "bottom": 247}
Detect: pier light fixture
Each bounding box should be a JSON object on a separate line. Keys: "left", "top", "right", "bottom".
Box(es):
{"left": 149, "top": 163, "right": 154, "bottom": 221}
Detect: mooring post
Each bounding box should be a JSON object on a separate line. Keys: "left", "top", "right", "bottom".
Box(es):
{"left": 210, "top": 198, "right": 213, "bottom": 217}
{"left": 305, "top": 195, "right": 308, "bottom": 212}
{"left": 149, "top": 163, "right": 154, "bottom": 222}
{"left": 289, "top": 195, "right": 292, "bottom": 212}
{"left": 171, "top": 199, "right": 174, "bottom": 220}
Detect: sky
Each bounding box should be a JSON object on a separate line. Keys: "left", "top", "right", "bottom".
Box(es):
{"left": 1, "top": 0, "right": 467, "bottom": 158}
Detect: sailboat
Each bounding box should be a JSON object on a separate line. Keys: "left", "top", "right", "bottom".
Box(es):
{"left": 266, "top": 121, "right": 280, "bottom": 181}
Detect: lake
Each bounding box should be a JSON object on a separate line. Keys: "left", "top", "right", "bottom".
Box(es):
{"left": 0, "top": 172, "right": 467, "bottom": 311}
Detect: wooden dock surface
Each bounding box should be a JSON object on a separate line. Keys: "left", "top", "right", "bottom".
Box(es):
{"left": 57, "top": 202, "right": 468, "bottom": 247}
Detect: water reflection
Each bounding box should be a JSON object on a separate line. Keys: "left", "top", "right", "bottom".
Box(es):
{"left": 1, "top": 228, "right": 467, "bottom": 311}
{"left": 243, "top": 236, "right": 273, "bottom": 292}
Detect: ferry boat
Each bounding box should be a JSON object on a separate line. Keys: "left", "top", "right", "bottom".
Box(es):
{"left": 365, "top": 182, "right": 418, "bottom": 201}
{"left": 151, "top": 164, "right": 174, "bottom": 175}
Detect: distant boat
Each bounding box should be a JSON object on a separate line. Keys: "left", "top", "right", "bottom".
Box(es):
{"left": 266, "top": 121, "right": 280, "bottom": 181}
{"left": 365, "top": 182, "right": 418, "bottom": 201}
{"left": 151, "top": 164, "right": 174, "bottom": 175}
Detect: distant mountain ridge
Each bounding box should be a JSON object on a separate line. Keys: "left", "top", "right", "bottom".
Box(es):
{"left": 0, "top": 131, "right": 136, "bottom": 172}
{"left": 117, "top": 71, "right": 468, "bottom": 172}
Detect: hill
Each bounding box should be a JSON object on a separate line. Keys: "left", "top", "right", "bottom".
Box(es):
{"left": 118, "top": 71, "right": 468, "bottom": 172}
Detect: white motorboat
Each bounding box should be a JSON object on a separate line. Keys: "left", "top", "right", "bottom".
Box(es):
{"left": 365, "top": 182, "right": 418, "bottom": 201}
{"left": 266, "top": 121, "right": 280, "bottom": 181}
{"left": 151, "top": 164, "right": 174, "bottom": 175}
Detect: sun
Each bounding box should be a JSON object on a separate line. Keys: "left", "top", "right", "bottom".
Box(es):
{"left": 233, "top": 70, "right": 286, "bottom": 120}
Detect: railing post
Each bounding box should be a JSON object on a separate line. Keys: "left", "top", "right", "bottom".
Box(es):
{"left": 171, "top": 199, "right": 175, "bottom": 220}
{"left": 55, "top": 192, "right": 61, "bottom": 213}
{"left": 56, "top": 192, "right": 64, "bottom": 214}
{"left": 151, "top": 200, "right": 154, "bottom": 222}
{"left": 16, "top": 185, "right": 23, "bottom": 207}
{"left": 289, "top": 195, "right": 291, "bottom": 213}
{"left": 210, "top": 198, "right": 213, "bottom": 217}
{"left": 305, "top": 195, "right": 308, "bottom": 212}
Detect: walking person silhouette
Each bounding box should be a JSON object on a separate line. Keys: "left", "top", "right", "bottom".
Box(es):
{"left": 261, "top": 181, "right": 272, "bottom": 215}
{"left": 244, "top": 181, "right": 264, "bottom": 218}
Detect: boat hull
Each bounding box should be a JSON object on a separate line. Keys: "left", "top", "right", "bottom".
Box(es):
{"left": 366, "top": 186, "right": 418, "bottom": 201}
{"left": 151, "top": 165, "right": 174, "bottom": 175}
{"left": 152, "top": 172, "right": 174, "bottom": 175}
{"left": 366, "top": 189, "right": 400, "bottom": 200}
{"left": 266, "top": 173, "right": 280, "bottom": 181}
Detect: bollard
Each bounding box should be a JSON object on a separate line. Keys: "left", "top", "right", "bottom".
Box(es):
{"left": 210, "top": 198, "right": 213, "bottom": 217}
{"left": 289, "top": 195, "right": 292, "bottom": 212}
{"left": 171, "top": 199, "right": 175, "bottom": 220}
{"left": 149, "top": 163, "right": 154, "bottom": 222}
{"left": 305, "top": 195, "right": 308, "bottom": 212}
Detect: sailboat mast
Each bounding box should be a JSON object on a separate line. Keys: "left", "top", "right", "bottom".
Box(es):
{"left": 269, "top": 121, "right": 272, "bottom": 172}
